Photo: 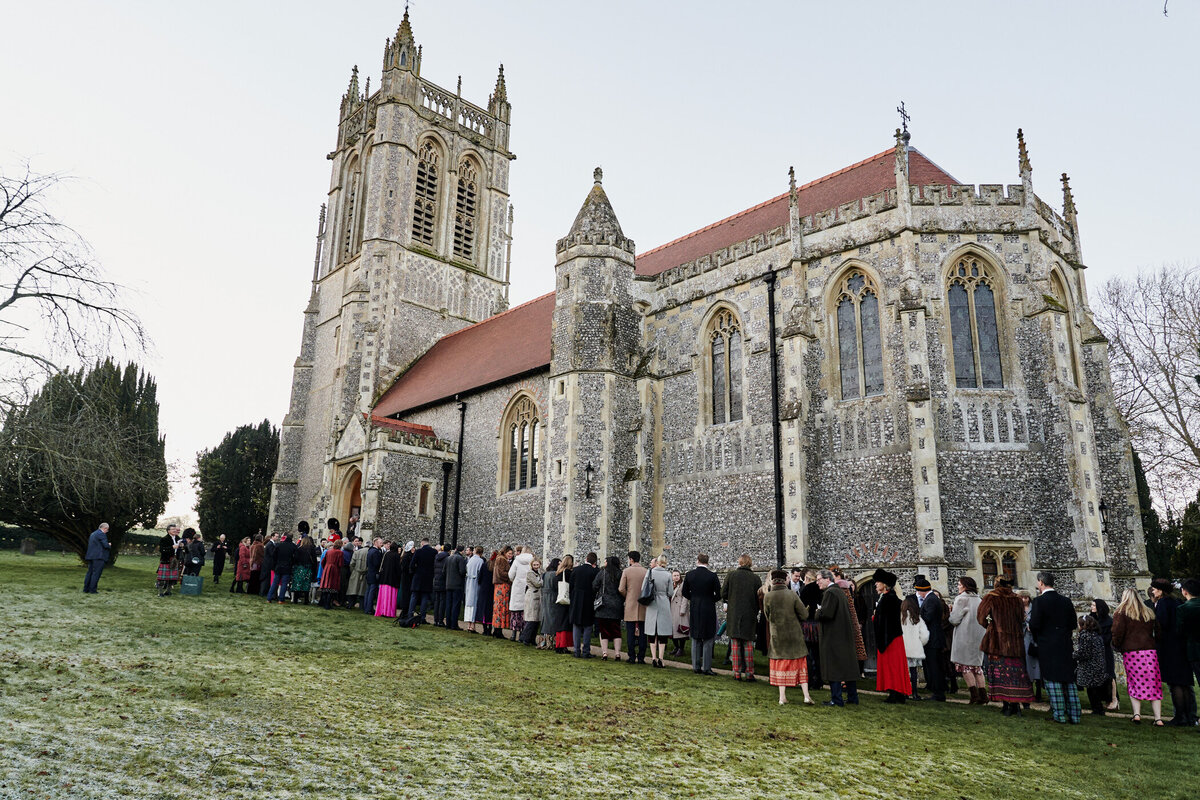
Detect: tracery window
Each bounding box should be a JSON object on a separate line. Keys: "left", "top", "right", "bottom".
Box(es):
{"left": 981, "top": 550, "right": 998, "bottom": 589}
{"left": 708, "top": 308, "right": 743, "bottom": 424}
{"left": 834, "top": 269, "right": 884, "bottom": 400}
{"left": 502, "top": 395, "right": 539, "bottom": 492}
{"left": 411, "top": 140, "right": 440, "bottom": 247}
{"left": 948, "top": 256, "right": 1004, "bottom": 389}
{"left": 1001, "top": 550, "right": 1018, "bottom": 585}
{"left": 980, "top": 549, "right": 1020, "bottom": 589}
{"left": 453, "top": 160, "right": 478, "bottom": 262}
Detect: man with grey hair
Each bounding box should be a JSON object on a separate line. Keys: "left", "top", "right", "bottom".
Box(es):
{"left": 83, "top": 523, "right": 110, "bottom": 593}
{"left": 816, "top": 569, "right": 859, "bottom": 706}
{"left": 1029, "top": 571, "right": 1080, "bottom": 723}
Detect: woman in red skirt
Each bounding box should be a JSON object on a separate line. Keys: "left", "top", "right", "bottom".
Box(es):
{"left": 763, "top": 569, "right": 814, "bottom": 705}
{"left": 872, "top": 568, "right": 911, "bottom": 703}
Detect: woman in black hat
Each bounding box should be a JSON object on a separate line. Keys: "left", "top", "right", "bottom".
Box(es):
{"left": 872, "top": 568, "right": 910, "bottom": 703}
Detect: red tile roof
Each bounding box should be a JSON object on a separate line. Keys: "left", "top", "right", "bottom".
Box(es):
{"left": 634, "top": 148, "right": 957, "bottom": 277}
{"left": 367, "top": 414, "right": 436, "bottom": 438}
{"left": 372, "top": 292, "right": 555, "bottom": 417}
{"left": 373, "top": 148, "right": 959, "bottom": 417}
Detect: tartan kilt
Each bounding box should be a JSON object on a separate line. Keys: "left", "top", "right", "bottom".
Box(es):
{"left": 156, "top": 562, "right": 180, "bottom": 583}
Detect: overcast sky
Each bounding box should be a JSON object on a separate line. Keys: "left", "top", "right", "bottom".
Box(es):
{"left": 2, "top": 0, "right": 1195, "bottom": 518}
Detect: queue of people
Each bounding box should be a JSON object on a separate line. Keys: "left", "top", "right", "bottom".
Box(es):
{"left": 184, "top": 521, "right": 1200, "bottom": 723}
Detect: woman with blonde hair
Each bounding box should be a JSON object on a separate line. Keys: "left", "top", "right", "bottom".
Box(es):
{"left": 1112, "top": 587, "right": 1164, "bottom": 726}
{"left": 643, "top": 555, "right": 675, "bottom": 668}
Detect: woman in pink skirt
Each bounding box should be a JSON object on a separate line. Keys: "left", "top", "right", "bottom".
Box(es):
{"left": 1112, "top": 587, "right": 1164, "bottom": 726}
{"left": 374, "top": 541, "right": 401, "bottom": 618}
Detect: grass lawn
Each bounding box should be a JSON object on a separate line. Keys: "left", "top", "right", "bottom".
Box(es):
{"left": 0, "top": 551, "right": 1195, "bottom": 800}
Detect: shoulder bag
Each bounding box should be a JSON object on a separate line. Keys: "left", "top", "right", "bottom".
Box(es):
{"left": 638, "top": 569, "right": 655, "bottom": 606}
{"left": 556, "top": 577, "right": 570, "bottom": 605}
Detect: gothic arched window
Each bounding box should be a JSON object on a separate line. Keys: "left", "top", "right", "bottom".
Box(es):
{"left": 340, "top": 156, "right": 363, "bottom": 260}
{"left": 501, "top": 394, "right": 539, "bottom": 492}
{"left": 833, "top": 269, "right": 884, "bottom": 400}
{"left": 453, "top": 159, "right": 479, "bottom": 262}
{"left": 948, "top": 256, "right": 1004, "bottom": 389}
{"left": 1001, "top": 550, "right": 1018, "bottom": 586}
{"left": 708, "top": 308, "right": 743, "bottom": 424}
{"left": 981, "top": 550, "right": 999, "bottom": 589}
{"left": 411, "top": 140, "right": 440, "bottom": 247}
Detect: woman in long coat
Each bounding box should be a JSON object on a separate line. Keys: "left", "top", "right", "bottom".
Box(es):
{"left": 977, "top": 578, "right": 1034, "bottom": 715}
{"left": 397, "top": 542, "right": 414, "bottom": 617}
{"left": 1089, "top": 598, "right": 1117, "bottom": 710}
{"left": 722, "top": 554, "right": 761, "bottom": 681}
{"left": 592, "top": 556, "right": 625, "bottom": 660}
{"left": 643, "top": 555, "right": 674, "bottom": 668}
{"left": 817, "top": 572, "right": 860, "bottom": 705}
{"left": 318, "top": 540, "right": 343, "bottom": 609}
{"left": 508, "top": 549, "right": 533, "bottom": 641}
{"left": 763, "top": 569, "right": 813, "bottom": 705}
{"left": 669, "top": 569, "right": 690, "bottom": 658}
{"left": 374, "top": 541, "right": 402, "bottom": 618}
{"left": 536, "top": 558, "right": 559, "bottom": 649}
{"left": 291, "top": 536, "right": 318, "bottom": 605}
{"left": 248, "top": 534, "right": 265, "bottom": 596}
{"left": 347, "top": 543, "right": 369, "bottom": 606}
{"left": 549, "top": 555, "right": 573, "bottom": 653}
{"left": 464, "top": 548, "right": 483, "bottom": 633}
{"left": 477, "top": 551, "right": 496, "bottom": 635}
{"left": 949, "top": 576, "right": 987, "bottom": 703}
{"left": 520, "top": 558, "right": 543, "bottom": 646}
{"left": 872, "top": 569, "right": 911, "bottom": 703}
{"left": 232, "top": 537, "right": 252, "bottom": 594}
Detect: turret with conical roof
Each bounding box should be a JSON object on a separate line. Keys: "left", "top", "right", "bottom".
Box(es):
{"left": 544, "top": 168, "right": 643, "bottom": 561}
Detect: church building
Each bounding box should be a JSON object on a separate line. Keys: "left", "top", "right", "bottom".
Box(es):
{"left": 266, "top": 11, "right": 1148, "bottom": 598}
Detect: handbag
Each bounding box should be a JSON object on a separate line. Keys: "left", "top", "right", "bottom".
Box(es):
{"left": 556, "top": 578, "right": 570, "bottom": 605}
{"left": 1027, "top": 641, "right": 1039, "bottom": 658}
{"left": 638, "top": 570, "right": 655, "bottom": 606}
{"left": 593, "top": 594, "right": 604, "bottom": 611}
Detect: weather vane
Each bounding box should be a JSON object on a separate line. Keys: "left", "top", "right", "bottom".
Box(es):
{"left": 896, "top": 101, "right": 910, "bottom": 135}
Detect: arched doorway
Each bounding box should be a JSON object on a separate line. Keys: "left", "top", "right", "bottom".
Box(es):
{"left": 339, "top": 466, "right": 362, "bottom": 531}
{"left": 853, "top": 573, "right": 879, "bottom": 675}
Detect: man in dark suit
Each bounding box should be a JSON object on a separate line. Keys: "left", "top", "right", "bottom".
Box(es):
{"left": 682, "top": 553, "right": 721, "bottom": 674}
{"left": 405, "top": 538, "right": 437, "bottom": 625}
{"left": 83, "top": 523, "right": 110, "bottom": 594}
{"left": 268, "top": 532, "right": 297, "bottom": 603}
{"left": 1029, "top": 571, "right": 1081, "bottom": 723}
{"left": 911, "top": 574, "right": 947, "bottom": 701}
{"left": 568, "top": 552, "right": 599, "bottom": 658}
{"left": 799, "top": 569, "right": 824, "bottom": 689}
{"left": 432, "top": 545, "right": 450, "bottom": 626}
{"left": 362, "top": 538, "right": 383, "bottom": 615}
{"left": 444, "top": 544, "right": 468, "bottom": 630}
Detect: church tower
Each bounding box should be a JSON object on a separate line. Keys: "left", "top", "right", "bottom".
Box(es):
{"left": 267, "top": 11, "right": 515, "bottom": 535}
{"left": 543, "top": 169, "right": 642, "bottom": 558}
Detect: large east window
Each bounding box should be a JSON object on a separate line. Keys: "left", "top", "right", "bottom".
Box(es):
{"left": 834, "top": 269, "right": 884, "bottom": 400}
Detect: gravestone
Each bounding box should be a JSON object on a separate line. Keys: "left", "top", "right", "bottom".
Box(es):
{"left": 19, "top": 538, "right": 36, "bottom": 556}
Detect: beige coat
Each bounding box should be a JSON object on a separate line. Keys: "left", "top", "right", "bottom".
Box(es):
{"left": 523, "top": 570, "right": 543, "bottom": 623}
{"left": 618, "top": 564, "right": 648, "bottom": 622}
{"left": 949, "top": 592, "right": 985, "bottom": 667}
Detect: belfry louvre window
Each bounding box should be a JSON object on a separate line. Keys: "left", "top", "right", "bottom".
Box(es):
{"left": 411, "top": 141, "right": 440, "bottom": 246}
{"left": 948, "top": 257, "right": 1004, "bottom": 389}
{"left": 709, "top": 309, "right": 743, "bottom": 424}
{"left": 453, "top": 160, "right": 478, "bottom": 262}
{"left": 502, "top": 395, "right": 539, "bottom": 492}
{"left": 341, "top": 159, "right": 362, "bottom": 260}
{"left": 834, "top": 269, "right": 884, "bottom": 400}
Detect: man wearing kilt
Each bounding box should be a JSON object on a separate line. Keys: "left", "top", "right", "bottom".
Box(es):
{"left": 157, "top": 524, "right": 184, "bottom": 597}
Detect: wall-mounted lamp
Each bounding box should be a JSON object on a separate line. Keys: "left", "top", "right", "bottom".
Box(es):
{"left": 584, "top": 461, "right": 594, "bottom": 498}
{"left": 1098, "top": 499, "right": 1109, "bottom": 532}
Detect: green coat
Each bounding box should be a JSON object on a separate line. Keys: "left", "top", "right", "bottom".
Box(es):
{"left": 1178, "top": 597, "right": 1200, "bottom": 662}
{"left": 763, "top": 585, "right": 809, "bottom": 660}
{"left": 817, "top": 583, "right": 860, "bottom": 682}
{"left": 721, "top": 566, "right": 761, "bottom": 641}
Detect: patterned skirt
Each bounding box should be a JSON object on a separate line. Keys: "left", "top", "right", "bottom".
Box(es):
{"left": 511, "top": 610, "right": 525, "bottom": 635}
{"left": 770, "top": 657, "right": 809, "bottom": 687}
{"left": 374, "top": 585, "right": 398, "bottom": 619}
{"left": 156, "top": 562, "right": 180, "bottom": 584}
{"left": 492, "top": 584, "right": 512, "bottom": 630}
{"left": 984, "top": 655, "right": 1034, "bottom": 703}
{"left": 292, "top": 564, "right": 314, "bottom": 590}
{"left": 1122, "top": 649, "right": 1163, "bottom": 700}
{"left": 955, "top": 663, "right": 985, "bottom": 675}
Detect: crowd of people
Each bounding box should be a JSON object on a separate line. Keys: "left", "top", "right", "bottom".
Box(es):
{"left": 151, "top": 520, "right": 1200, "bottom": 723}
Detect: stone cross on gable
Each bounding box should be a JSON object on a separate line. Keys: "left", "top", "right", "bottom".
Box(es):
{"left": 896, "top": 101, "right": 910, "bottom": 134}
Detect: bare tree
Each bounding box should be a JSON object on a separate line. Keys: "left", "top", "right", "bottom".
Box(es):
{"left": 1095, "top": 264, "right": 1200, "bottom": 507}
{"left": 0, "top": 162, "right": 145, "bottom": 416}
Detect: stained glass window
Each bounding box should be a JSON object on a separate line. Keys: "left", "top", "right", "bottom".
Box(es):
{"left": 708, "top": 309, "right": 743, "bottom": 424}
{"left": 834, "top": 269, "right": 884, "bottom": 400}
{"left": 502, "top": 395, "right": 539, "bottom": 492}
{"left": 948, "top": 257, "right": 1006, "bottom": 389}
